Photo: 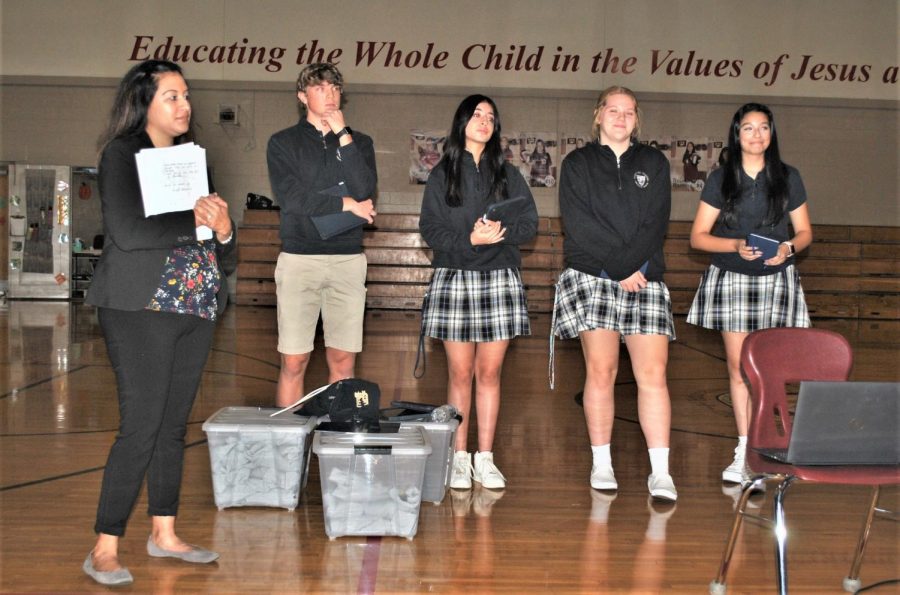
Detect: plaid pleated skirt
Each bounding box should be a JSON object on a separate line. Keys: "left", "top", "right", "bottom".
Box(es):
{"left": 551, "top": 268, "right": 676, "bottom": 340}
{"left": 686, "top": 264, "right": 811, "bottom": 332}
{"left": 422, "top": 267, "right": 531, "bottom": 342}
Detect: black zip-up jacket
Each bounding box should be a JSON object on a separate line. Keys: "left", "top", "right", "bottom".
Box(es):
{"left": 267, "top": 119, "right": 377, "bottom": 254}
{"left": 559, "top": 141, "right": 671, "bottom": 281}
{"left": 419, "top": 153, "right": 538, "bottom": 271}
{"left": 87, "top": 132, "right": 237, "bottom": 314}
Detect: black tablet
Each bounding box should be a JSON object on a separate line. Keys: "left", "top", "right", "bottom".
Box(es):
{"left": 312, "top": 211, "right": 368, "bottom": 239}
{"left": 483, "top": 196, "right": 529, "bottom": 225}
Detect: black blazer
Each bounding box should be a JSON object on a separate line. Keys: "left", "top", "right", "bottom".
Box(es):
{"left": 86, "top": 132, "right": 237, "bottom": 314}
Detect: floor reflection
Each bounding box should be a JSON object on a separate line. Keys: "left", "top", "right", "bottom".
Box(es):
{"left": 580, "top": 490, "right": 677, "bottom": 593}
{"left": 2, "top": 304, "right": 897, "bottom": 592}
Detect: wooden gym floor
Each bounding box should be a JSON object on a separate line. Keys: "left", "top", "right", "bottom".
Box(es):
{"left": 1, "top": 301, "right": 897, "bottom": 593}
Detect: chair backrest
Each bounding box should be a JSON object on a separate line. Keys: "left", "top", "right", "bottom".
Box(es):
{"left": 740, "top": 327, "right": 853, "bottom": 450}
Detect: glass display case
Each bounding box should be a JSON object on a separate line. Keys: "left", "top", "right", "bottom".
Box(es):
{"left": 7, "top": 165, "right": 100, "bottom": 299}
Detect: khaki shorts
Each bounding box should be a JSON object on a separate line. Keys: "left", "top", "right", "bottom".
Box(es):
{"left": 275, "top": 253, "right": 367, "bottom": 354}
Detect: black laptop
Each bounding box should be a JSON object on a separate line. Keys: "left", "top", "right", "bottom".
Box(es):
{"left": 755, "top": 381, "right": 899, "bottom": 465}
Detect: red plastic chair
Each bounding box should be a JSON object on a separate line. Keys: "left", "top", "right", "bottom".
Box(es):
{"left": 709, "top": 327, "right": 900, "bottom": 594}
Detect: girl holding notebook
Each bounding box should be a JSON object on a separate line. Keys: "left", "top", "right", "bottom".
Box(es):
{"left": 686, "top": 102, "right": 812, "bottom": 485}
{"left": 418, "top": 94, "right": 538, "bottom": 491}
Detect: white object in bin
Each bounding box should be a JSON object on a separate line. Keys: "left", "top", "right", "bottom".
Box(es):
{"left": 400, "top": 418, "right": 459, "bottom": 504}
{"left": 313, "top": 426, "right": 431, "bottom": 540}
{"left": 202, "top": 407, "right": 317, "bottom": 511}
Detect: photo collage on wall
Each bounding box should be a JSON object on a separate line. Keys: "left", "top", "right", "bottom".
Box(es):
{"left": 559, "top": 134, "right": 592, "bottom": 160}
{"left": 506, "top": 133, "right": 559, "bottom": 188}
{"left": 410, "top": 131, "right": 562, "bottom": 188}
{"left": 643, "top": 136, "right": 726, "bottom": 192}
{"left": 411, "top": 130, "right": 724, "bottom": 193}
{"left": 409, "top": 130, "right": 446, "bottom": 185}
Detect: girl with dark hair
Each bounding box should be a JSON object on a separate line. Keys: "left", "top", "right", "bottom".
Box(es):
{"left": 682, "top": 141, "right": 701, "bottom": 182}
{"left": 529, "top": 139, "right": 553, "bottom": 186}
{"left": 419, "top": 94, "right": 538, "bottom": 491}
{"left": 686, "top": 102, "right": 812, "bottom": 485}
{"left": 552, "top": 86, "right": 677, "bottom": 502}
{"left": 83, "top": 60, "right": 235, "bottom": 586}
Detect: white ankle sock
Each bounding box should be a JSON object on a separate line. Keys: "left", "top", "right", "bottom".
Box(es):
{"left": 737, "top": 436, "right": 747, "bottom": 449}
{"left": 648, "top": 447, "right": 670, "bottom": 476}
{"left": 591, "top": 444, "right": 612, "bottom": 469}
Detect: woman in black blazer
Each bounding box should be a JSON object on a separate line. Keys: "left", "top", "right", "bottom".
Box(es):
{"left": 82, "top": 60, "right": 236, "bottom": 586}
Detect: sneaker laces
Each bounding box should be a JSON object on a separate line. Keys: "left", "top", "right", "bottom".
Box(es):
{"left": 724, "top": 446, "right": 746, "bottom": 473}
{"left": 477, "top": 457, "right": 506, "bottom": 482}
{"left": 453, "top": 454, "right": 473, "bottom": 478}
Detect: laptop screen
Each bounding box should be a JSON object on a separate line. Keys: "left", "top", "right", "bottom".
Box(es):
{"left": 787, "top": 381, "right": 899, "bottom": 465}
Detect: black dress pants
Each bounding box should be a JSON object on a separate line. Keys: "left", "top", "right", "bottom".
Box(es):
{"left": 94, "top": 308, "right": 215, "bottom": 536}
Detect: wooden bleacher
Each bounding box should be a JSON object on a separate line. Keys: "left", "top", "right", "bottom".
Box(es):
{"left": 236, "top": 210, "right": 898, "bottom": 328}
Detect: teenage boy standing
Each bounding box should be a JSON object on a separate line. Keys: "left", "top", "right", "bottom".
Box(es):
{"left": 267, "top": 63, "right": 378, "bottom": 406}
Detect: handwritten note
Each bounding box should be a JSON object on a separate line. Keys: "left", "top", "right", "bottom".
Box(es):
{"left": 135, "top": 143, "right": 212, "bottom": 240}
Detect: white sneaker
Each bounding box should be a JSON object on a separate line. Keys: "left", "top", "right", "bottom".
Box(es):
{"left": 450, "top": 451, "right": 473, "bottom": 490}
{"left": 473, "top": 452, "right": 506, "bottom": 489}
{"left": 722, "top": 444, "right": 746, "bottom": 484}
{"left": 648, "top": 473, "right": 678, "bottom": 502}
{"left": 590, "top": 465, "right": 618, "bottom": 490}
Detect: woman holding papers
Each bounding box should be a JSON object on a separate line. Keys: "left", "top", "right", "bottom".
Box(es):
{"left": 82, "top": 60, "right": 235, "bottom": 586}
{"left": 686, "top": 102, "right": 811, "bottom": 485}
{"left": 552, "top": 86, "right": 677, "bottom": 501}
{"left": 419, "top": 94, "right": 538, "bottom": 491}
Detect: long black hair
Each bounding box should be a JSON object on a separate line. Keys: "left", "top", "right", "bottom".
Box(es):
{"left": 719, "top": 102, "right": 789, "bottom": 228}
{"left": 98, "top": 60, "right": 191, "bottom": 155}
{"left": 438, "top": 94, "right": 508, "bottom": 207}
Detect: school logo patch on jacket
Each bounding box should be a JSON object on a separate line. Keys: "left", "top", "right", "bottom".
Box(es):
{"left": 633, "top": 171, "right": 649, "bottom": 189}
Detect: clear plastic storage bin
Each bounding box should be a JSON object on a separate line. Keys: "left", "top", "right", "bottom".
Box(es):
{"left": 400, "top": 419, "right": 458, "bottom": 504}
{"left": 202, "top": 407, "right": 317, "bottom": 511}
{"left": 313, "top": 426, "right": 431, "bottom": 539}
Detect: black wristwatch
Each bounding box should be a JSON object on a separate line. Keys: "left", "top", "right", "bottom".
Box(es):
{"left": 336, "top": 127, "right": 352, "bottom": 139}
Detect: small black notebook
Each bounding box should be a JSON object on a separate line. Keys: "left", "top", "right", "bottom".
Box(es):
{"left": 483, "top": 196, "right": 529, "bottom": 225}
{"left": 747, "top": 233, "right": 780, "bottom": 260}
{"left": 311, "top": 211, "right": 367, "bottom": 239}
{"left": 311, "top": 181, "right": 369, "bottom": 239}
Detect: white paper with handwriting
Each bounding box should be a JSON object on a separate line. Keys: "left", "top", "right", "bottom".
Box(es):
{"left": 135, "top": 143, "right": 212, "bottom": 240}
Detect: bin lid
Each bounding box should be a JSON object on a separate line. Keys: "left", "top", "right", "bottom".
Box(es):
{"left": 313, "top": 425, "right": 431, "bottom": 456}
{"left": 202, "top": 406, "right": 316, "bottom": 433}
{"left": 399, "top": 418, "right": 459, "bottom": 432}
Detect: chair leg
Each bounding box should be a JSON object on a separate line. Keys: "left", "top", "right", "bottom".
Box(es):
{"left": 710, "top": 476, "right": 768, "bottom": 594}
{"left": 773, "top": 476, "right": 796, "bottom": 595}
{"left": 842, "top": 486, "right": 880, "bottom": 593}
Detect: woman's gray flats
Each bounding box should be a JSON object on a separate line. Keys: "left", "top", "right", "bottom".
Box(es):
{"left": 82, "top": 553, "right": 134, "bottom": 586}
{"left": 146, "top": 536, "right": 219, "bottom": 563}
{"left": 83, "top": 539, "right": 217, "bottom": 586}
